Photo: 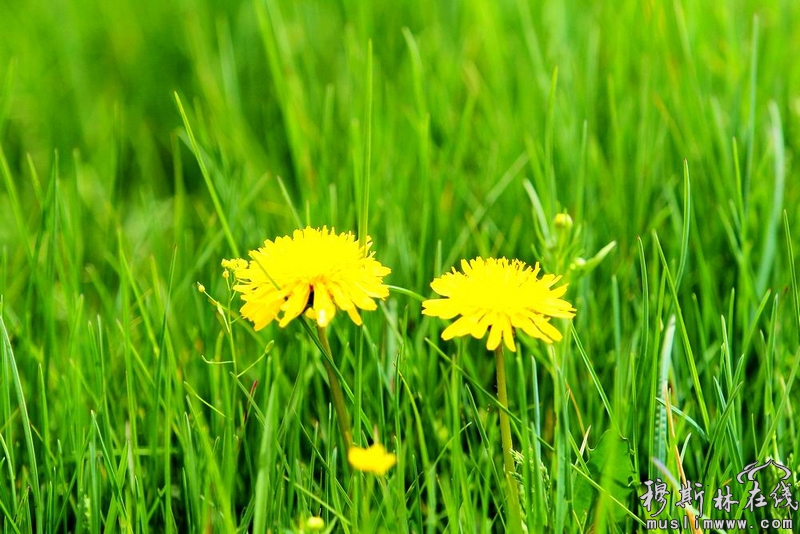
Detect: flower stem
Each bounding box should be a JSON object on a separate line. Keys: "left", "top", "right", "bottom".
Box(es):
{"left": 317, "top": 325, "right": 353, "bottom": 451}
{"left": 495, "top": 345, "right": 523, "bottom": 534}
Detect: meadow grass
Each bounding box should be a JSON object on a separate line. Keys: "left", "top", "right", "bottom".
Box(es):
{"left": 1, "top": 0, "right": 800, "bottom": 532}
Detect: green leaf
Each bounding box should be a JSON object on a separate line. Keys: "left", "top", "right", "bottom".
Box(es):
{"left": 572, "top": 430, "right": 636, "bottom": 528}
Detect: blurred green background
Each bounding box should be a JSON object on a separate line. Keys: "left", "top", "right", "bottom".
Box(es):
{"left": 1, "top": 0, "right": 799, "bottom": 531}
{"left": 3, "top": 0, "right": 797, "bottom": 260}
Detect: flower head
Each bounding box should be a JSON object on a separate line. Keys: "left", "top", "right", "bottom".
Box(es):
{"left": 348, "top": 443, "right": 397, "bottom": 475}
{"left": 422, "top": 257, "right": 575, "bottom": 352}
{"left": 224, "top": 226, "right": 391, "bottom": 330}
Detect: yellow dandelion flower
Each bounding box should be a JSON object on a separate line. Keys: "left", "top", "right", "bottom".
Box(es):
{"left": 225, "top": 226, "right": 391, "bottom": 330}
{"left": 348, "top": 443, "right": 397, "bottom": 475}
{"left": 422, "top": 257, "right": 576, "bottom": 352}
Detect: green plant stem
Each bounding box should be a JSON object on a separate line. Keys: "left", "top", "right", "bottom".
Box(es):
{"left": 317, "top": 324, "right": 353, "bottom": 451}
{"left": 495, "top": 345, "right": 523, "bottom": 534}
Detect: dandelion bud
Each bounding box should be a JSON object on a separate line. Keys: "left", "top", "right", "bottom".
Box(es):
{"left": 554, "top": 212, "right": 573, "bottom": 230}
{"left": 306, "top": 516, "right": 325, "bottom": 531}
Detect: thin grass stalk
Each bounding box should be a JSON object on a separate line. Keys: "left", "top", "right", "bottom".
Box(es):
{"left": 495, "top": 345, "right": 523, "bottom": 534}
{"left": 317, "top": 324, "right": 354, "bottom": 452}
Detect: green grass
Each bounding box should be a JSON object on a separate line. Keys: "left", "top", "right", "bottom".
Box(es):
{"left": 1, "top": 0, "right": 800, "bottom": 532}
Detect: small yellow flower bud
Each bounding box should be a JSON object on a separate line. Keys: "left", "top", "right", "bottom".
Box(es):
{"left": 306, "top": 516, "right": 325, "bottom": 531}
{"left": 197, "top": 283, "right": 206, "bottom": 293}
{"left": 554, "top": 212, "right": 573, "bottom": 230}
{"left": 222, "top": 270, "right": 230, "bottom": 279}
